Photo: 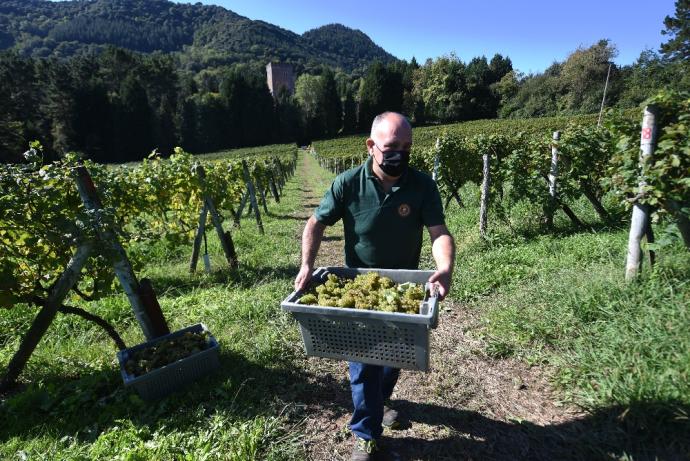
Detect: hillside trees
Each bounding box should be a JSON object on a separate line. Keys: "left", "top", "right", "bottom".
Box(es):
{"left": 660, "top": 0, "right": 690, "bottom": 60}
{"left": 411, "top": 53, "right": 512, "bottom": 123}
{"left": 0, "top": 0, "right": 397, "bottom": 73}
{"left": 219, "top": 64, "right": 275, "bottom": 147}
{"left": 342, "top": 89, "right": 357, "bottom": 134}
{"left": 413, "top": 54, "right": 467, "bottom": 123}
{"left": 615, "top": 50, "right": 688, "bottom": 108}
{"left": 321, "top": 68, "right": 342, "bottom": 137}
{"left": 0, "top": 53, "right": 43, "bottom": 162}
{"left": 357, "top": 62, "right": 403, "bottom": 130}
{"left": 0, "top": 49, "right": 298, "bottom": 162}
{"left": 558, "top": 40, "right": 617, "bottom": 113}
{"left": 295, "top": 73, "right": 327, "bottom": 141}
{"left": 500, "top": 37, "right": 688, "bottom": 119}
{"left": 293, "top": 68, "right": 346, "bottom": 140}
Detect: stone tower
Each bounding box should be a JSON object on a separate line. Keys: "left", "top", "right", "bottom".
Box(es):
{"left": 266, "top": 62, "right": 295, "bottom": 98}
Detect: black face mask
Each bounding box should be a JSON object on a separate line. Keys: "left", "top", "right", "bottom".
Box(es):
{"left": 375, "top": 148, "right": 410, "bottom": 177}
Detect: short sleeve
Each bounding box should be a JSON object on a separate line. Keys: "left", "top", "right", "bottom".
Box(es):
{"left": 314, "top": 176, "right": 345, "bottom": 226}
{"left": 421, "top": 178, "right": 445, "bottom": 227}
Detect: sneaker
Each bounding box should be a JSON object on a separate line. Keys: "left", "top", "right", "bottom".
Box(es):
{"left": 351, "top": 437, "right": 378, "bottom": 461}
{"left": 350, "top": 437, "right": 401, "bottom": 461}
{"left": 382, "top": 406, "right": 400, "bottom": 429}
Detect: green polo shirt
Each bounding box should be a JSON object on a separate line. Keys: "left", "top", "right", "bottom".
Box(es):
{"left": 314, "top": 157, "right": 445, "bottom": 269}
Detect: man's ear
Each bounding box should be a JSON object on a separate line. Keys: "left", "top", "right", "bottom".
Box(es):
{"left": 365, "top": 138, "right": 374, "bottom": 154}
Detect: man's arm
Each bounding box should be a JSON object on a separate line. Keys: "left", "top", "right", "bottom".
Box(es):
{"left": 427, "top": 224, "right": 455, "bottom": 300}
{"left": 294, "top": 216, "right": 327, "bottom": 291}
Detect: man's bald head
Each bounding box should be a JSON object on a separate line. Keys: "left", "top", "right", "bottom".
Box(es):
{"left": 370, "top": 112, "right": 412, "bottom": 139}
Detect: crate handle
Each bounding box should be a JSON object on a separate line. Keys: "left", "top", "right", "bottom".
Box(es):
{"left": 427, "top": 283, "right": 440, "bottom": 329}
{"left": 311, "top": 267, "right": 330, "bottom": 281}
{"left": 289, "top": 268, "right": 330, "bottom": 301}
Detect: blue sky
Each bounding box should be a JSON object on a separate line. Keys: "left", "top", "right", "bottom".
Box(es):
{"left": 170, "top": 0, "right": 677, "bottom": 74}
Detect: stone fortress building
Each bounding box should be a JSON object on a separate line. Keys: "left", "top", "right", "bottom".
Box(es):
{"left": 266, "top": 62, "right": 295, "bottom": 98}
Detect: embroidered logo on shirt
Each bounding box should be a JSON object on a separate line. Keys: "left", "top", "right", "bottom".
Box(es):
{"left": 398, "top": 203, "right": 411, "bottom": 217}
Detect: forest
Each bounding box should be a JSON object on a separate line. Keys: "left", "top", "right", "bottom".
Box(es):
{"left": 0, "top": 0, "right": 687, "bottom": 163}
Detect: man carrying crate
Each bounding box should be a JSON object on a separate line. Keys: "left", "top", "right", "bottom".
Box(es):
{"left": 295, "top": 111, "right": 455, "bottom": 461}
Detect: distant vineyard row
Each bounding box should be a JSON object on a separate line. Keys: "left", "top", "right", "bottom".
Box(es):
{"left": 313, "top": 93, "right": 688, "bottom": 238}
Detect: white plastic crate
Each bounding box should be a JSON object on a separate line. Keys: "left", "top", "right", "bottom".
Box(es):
{"left": 281, "top": 267, "right": 439, "bottom": 371}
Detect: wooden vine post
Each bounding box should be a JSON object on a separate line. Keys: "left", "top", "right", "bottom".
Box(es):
{"left": 432, "top": 138, "right": 440, "bottom": 183}
{"left": 193, "top": 165, "right": 239, "bottom": 271}
{"left": 0, "top": 243, "right": 93, "bottom": 390}
{"left": 234, "top": 190, "right": 248, "bottom": 226}
{"left": 546, "top": 131, "right": 560, "bottom": 228}
{"left": 241, "top": 160, "right": 264, "bottom": 235}
{"left": 439, "top": 136, "right": 463, "bottom": 209}
{"left": 189, "top": 202, "right": 208, "bottom": 272}
{"left": 269, "top": 173, "right": 280, "bottom": 203}
{"left": 479, "top": 153, "right": 491, "bottom": 239}
{"left": 258, "top": 179, "right": 270, "bottom": 214}
{"left": 625, "top": 105, "right": 658, "bottom": 281}
{"left": 74, "top": 166, "right": 163, "bottom": 340}
{"left": 537, "top": 133, "right": 583, "bottom": 228}
{"left": 274, "top": 160, "right": 284, "bottom": 196}
{"left": 580, "top": 183, "right": 610, "bottom": 222}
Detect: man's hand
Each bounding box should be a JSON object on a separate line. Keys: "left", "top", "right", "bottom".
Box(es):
{"left": 428, "top": 269, "right": 452, "bottom": 300}
{"left": 427, "top": 224, "right": 455, "bottom": 300}
{"left": 295, "top": 217, "right": 326, "bottom": 292}
{"left": 294, "top": 265, "right": 313, "bottom": 292}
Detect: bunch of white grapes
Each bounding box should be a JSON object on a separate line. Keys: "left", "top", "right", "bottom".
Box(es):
{"left": 124, "top": 331, "right": 210, "bottom": 377}
{"left": 298, "top": 272, "right": 425, "bottom": 314}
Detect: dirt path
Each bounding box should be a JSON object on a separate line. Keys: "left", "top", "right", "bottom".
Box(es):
{"left": 292, "top": 154, "right": 585, "bottom": 461}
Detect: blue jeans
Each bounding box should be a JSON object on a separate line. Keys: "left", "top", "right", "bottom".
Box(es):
{"left": 348, "top": 362, "right": 401, "bottom": 440}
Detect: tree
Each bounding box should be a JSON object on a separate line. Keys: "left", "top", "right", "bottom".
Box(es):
{"left": 0, "top": 53, "right": 41, "bottom": 162}
{"left": 195, "top": 92, "right": 226, "bottom": 152}
{"left": 70, "top": 72, "right": 113, "bottom": 161}
{"left": 413, "top": 54, "right": 468, "bottom": 123}
{"left": 357, "top": 62, "right": 403, "bottom": 130}
{"left": 45, "top": 61, "right": 79, "bottom": 156}
{"left": 321, "top": 68, "right": 342, "bottom": 137}
{"left": 342, "top": 88, "right": 357, "bottom": 134}
{"left": 488, "top": 54, "right": 513, "bottom": 83}
{"left": 274, "top": 87, "right": 301, "bottom": 144}
{"left": 177, "top": 96, "right": 199, "bottom": 152}
{"left": 139, "top": 55, "right": 179, "bottom": 156}
{"left": 495, "top": 70, "right": 520, "bottom": 118}
{"left": 660, "top": 0, "right": 690, "bottom": 61}
{"left": 501, "top": 63, "right": 562, "bottom": 118}
{"left": 558, "top": 40, "right": 617, "bottom": 113}
{"left": 220, "top": 65, "right": 275, "bottom": 147}
{"left": 294, "top": 73, "right": 325, "bottom": 140}
{"left": 116, "top": 75, "right": 153, "bottom": 161}
{"left": 465, "top": 56, "right": 496, "bottom": 118}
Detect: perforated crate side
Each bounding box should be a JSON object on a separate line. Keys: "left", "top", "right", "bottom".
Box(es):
{"left": 117, "top": 323, "right": 220, "bottom": 400}
{"left": 130, "top": 347, "right": 220, "bottom": 400}
{"left": 293, "top": 313, "right": 430, "bottom": 371}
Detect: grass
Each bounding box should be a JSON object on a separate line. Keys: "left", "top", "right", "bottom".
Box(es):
{"left": 439, "top": 179, "right": 690, "bottom": 454}
{"left": 2, "top": 148, "right": 689, "bottom": 459}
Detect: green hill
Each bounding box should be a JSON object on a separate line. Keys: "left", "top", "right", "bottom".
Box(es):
{"left": 0, "top": 0, "right": 397, "bottom": 72}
